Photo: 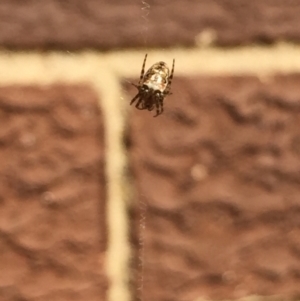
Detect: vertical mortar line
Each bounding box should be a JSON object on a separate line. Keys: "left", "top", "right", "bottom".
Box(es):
{"left": 0, "top": 51, "right": 132, "bottom": 301}
{"left": 93, "top": 62, "right": 131, "bottom": 301}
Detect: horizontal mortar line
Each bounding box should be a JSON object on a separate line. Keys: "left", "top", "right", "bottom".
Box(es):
{"left": 106, "top": 43, "right": 300, "bottom": 77}
{"left": 0, "top": 43, "right": 300, "bottom": 85}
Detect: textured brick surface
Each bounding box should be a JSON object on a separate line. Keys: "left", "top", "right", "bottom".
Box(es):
{"left": 0, "top": 85, "right": 107, "bottom": 301}
{"left": 1, "top": 0, "right": 300, "bottom": 49}
{"left": 127, "top": 75, "right": 300, "bottom": 301}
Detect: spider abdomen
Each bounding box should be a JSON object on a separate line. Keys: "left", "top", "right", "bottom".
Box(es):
{"left": 143, "top": 63, "right": 170, "bottom": 93}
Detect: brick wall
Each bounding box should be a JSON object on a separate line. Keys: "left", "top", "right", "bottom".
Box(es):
{"left": 1, "top": 1, "right": 300, "bottom": 301}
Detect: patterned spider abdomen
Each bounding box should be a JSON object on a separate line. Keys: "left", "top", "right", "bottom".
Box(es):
{"left": 143, "top": 62, "right": 170, "bottom": 93}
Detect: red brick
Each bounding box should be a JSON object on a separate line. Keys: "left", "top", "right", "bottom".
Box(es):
{"left": 0, "top": 85, "right": 107, "bottom": 301}
{"left": 127, "top": 74, "right": 300, "bottom": 300}
{"left": 1, "top": 0, "right": 300, "bottom": 49}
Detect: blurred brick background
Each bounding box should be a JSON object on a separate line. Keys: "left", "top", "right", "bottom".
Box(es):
{"left": 1, "top": 1, "right": 300, "bottom": 301}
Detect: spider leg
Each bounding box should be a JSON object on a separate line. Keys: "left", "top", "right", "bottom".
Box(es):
{"left": 148, "top": 104, "right": 155, "bottom": 111}
{"left": 159, "top": 98, "right": 164, "bottom": 115}
{"left": 130, "top": 82, "right": 139, "bottom": 89}
{"left": 130, "top": 93, "right": 140, "bottom": 105}
{"left": 129, "top": 54, "right": 148, "bottom": 98}
{"left": 135, "top": 96, "right": 146, "bottom": 110}
{"left": 169, "top": 58, "right": 175, "bottom": 85}
{"left": 153, "top": 99, "right": 161, "bottom": 117}
{"left": 136, "top": 97, "right": 146, "bottom": 110}
{"left": 164, "top": 58, "right": 175, "bottom": 95}
{"left": 136, "top": 101, "right": 143, "bottom": 109}
{"left": 138, "top": 54, "right": 148, "bottom": 85}
{"left": 147, "top": 99, "right": 155, "bottom": 111}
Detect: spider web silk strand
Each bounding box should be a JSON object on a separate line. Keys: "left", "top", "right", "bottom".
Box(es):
{"left": 137, "top": 197, "right": 147, "bottom": 301}
{"left": 141, "top": 0, "right": 150, "bottom": 45}
{"left": 137, "top": 2, "right": 150, "bottom": 301}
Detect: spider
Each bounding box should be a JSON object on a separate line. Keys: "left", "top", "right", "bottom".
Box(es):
{"left": 130, "top": 54, "right": 175, "bottom": 117}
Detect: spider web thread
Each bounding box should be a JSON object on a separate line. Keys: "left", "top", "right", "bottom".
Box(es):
{"left": 136, "top": 2, "right": 150, "bottom": 301}
{"left": 141, "top": 0, "right": 150, "bottom": 45}
{"left": 137, "top": 197, "right": 147, "bottom": 301}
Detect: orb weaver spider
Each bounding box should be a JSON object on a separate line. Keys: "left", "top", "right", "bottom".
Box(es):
{"left": 130, "top": 54, "right": 175, "bottom": 117}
